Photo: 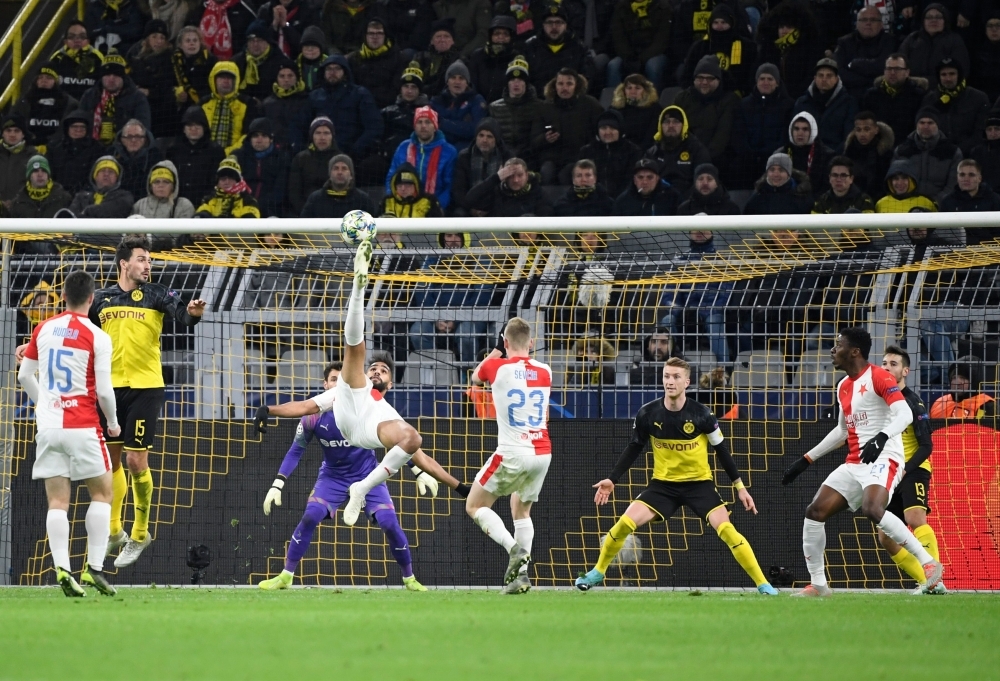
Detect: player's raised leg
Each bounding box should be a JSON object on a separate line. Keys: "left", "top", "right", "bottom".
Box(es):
{"left": 340, "top": 238, "right": 373, "bottom": 391}
{"left": 577, "top": 501, "right": 657, "bottom": 591}
{"left": 43, "top": 476, "right": 85, "bottom": 597}
{"left": 79, "top": 470, "right": 117, "bottom": 596}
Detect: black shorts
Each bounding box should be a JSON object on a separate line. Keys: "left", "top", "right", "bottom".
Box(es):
{"left": 100, "top": 387, "right": 165, "bottom": 450}
{"left": 635, "top": 479, "right": 727, "bottom": 522}
{"left": 886, "top": 467, "right": 932, "bottom": 516}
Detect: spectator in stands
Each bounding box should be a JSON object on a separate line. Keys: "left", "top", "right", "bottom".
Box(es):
{"left": 415, "top": 19, "right": 461, "bottom": 97}
{"left": 320, "top": 1, "right": 378, "bottom": 56}
{"left": 360, "top": 63, "right": 427, "bottom": 184}
{"left": 262, "top": 65, "right": 310, "bottom": 149}
{"left": 172, "top": 26, "right": 217, "bottom": 111}
{"left": 780, "top": 112, "right": 834, "bottom": 195}
{"left": 608, "top": 73, "right": 659, "bottom": 150}
{"left": 0, "top": 114, "right": 38, "bottom": 207}
{"left": 874, "top": 159, "right": 936, "bottom": 212}
{"left": 674, "top": 55, "right": 741, "bottom": 164}
{"left": 681, "top": 4, "right": 757, "bottom": 95}
{"left": 127, "top": 20, "right": 177, "bottom": 140}
{"left": 113, "top": 120, "right": 163, "bottom": 204}
{"left": 8, "top": 155, "right": 72, "bottom": 219}
{"left": 287, "top": 117, "right": 337, "bottom": 216}
{"left": 568, "top": 333, "right": 617, "bottom": 386}
{"left": 234, "top": 22, "right": 294, "bottom": 106}
{"left": 743, "top": 152, "right": 813, "bottom": 215}
{"left": 381, "top": 161, "right": 444, "bottom": 217}
{"left": 194, "top": 156, "right": 260, "bottom": 217}
{"left": 50, "top": 22, "right": 105, "bottom": 101}
{"left": 972, "top": 11, "right": 1000, "bottom": 103}
{"left": 387, "top": 105, "right": 457, "bottom": 208}
{"left": 464, "top": 156, "right": 551, "bottom": 216}
{"left": 348, "top": 19, "right": 407, "bottom": 109}
{"left": 430, "top": 60, "right": 488, "bottom": 151}
{"left": 532, "top": 68, "right": 602, "bottom": 185}
{"left": 302, "top": 153, "right": 376, "bottom": 217}
{"left": 381, "top": 0, "right": 435, "bottom": 53}
{"left": 756, "top": 1, "right": 824, "bottom": 100}
{"left": 899, "top": 4, "right": 969, "bottom": 89}
{"left": 938, "top": 159, "right": 1000, "bottom": 234}
{"left": 47, "top": 110, "right": 104, "bottom": 194}
{"left": 12, "top": 63, "right": 77, "bottom": 153}
{"left": 843, "top": 110, "right": 894, "bottom": 201}
{"left": 893, "top": 107, "right": 963, "bottom": 203}
{"left": 189, "top": 0, "right": 256, "bottom": 60}
{"left": 201, "top": 60, "right": 257, "bottom": 153}
{"left": 255, "top": 0, "right": 319, "bottom": 59}
{"left": 68, "top": 155, "right": 134, "bottom": 217}
{"left": 930, "top": 360, "right": 996, "bottom": 419}
{"left": 613, "top": 157, "right": 680, "bottom": 216}
{"left": 676, "top": 163, "right": 740, "bottom": 215}
{"left": 85, "top": 0, "right": 144, "bottom": 55}
{"left": 629, "top": 326, "right": 681, "bottom": 385}
{"left": 577, "top": 110, "right": 642, "bottom": 199}
{"left": 644, "top": 105, "right": 710, "bottom": 197}
{"left": 861, "top": 53, "right": 927, "bottom": 145}
{"left": 232, "top": 117, "right": 290, "bottom": 217}
{"left": 488, "top": 57, "right": 541, "bottom": 162}
{"left": 970, "top": 113, "right": 1000, "bottom": 189}
{"left": 467, "top": 15, "right": 517, "bottom": 104}
{"left": 671, "top": 0, "right": 753, "bottom": 70}
{"left": 923, "top": 58, "right": 989, "bottom": 155}
{"left": 731, "top": 63, "right": 794, "bottom": 189}
{"left": 432, "top": 0, "right": 491, "bottom": 57}
{"left": 660, "top": 229, "right": 733, "bottom": 366}
{"left": 451, "top": 118, "right": 510, "bottom": 216}
{"left": 553, "top": 159, "right": 613, "bottom": 217}
{"left": 79, "top": 54, "right": 152, "bottom": 147}
{"left": 607, "top": 0, "right": 670, "bottom": 90}
{"left": 793, "top": 58, "right": 858, "bottom": 151}
{"left": 167, "top": 106, "right": 227, "bottom": 205}
{"left": 490, "top": 0, "right": 539, "bottom": 44}
{"left": 131, "top": 160, "right": 196, "bottom": 218}
{"left": 834, "top": 6, "right": 897, "bottom": 100}
{"left": 297, "top": 27, "right": 329, "bottom": 92}
{"left": 299, "top": 54, "right": 383, "bottom": 161}
{"left": 811, "top": 156, "right": 875, "bottom": 213}
{"left": 522, "top": 5, "right": 594, "bottom": 93}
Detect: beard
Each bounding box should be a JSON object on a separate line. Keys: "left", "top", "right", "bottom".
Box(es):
{"left": 370, "top": 375, "right": 387, "bottom": 393}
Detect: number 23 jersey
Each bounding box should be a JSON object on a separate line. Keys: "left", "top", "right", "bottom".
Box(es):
{"left": 477, "top": 357, "right": 552, "bottom": 455}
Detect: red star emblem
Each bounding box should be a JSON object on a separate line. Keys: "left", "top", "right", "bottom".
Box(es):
{"left": 858, "top": 383, "right": 868, "bottom": 395}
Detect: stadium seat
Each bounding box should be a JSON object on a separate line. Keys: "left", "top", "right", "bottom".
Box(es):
{"left": 599, "top": 86, "right": 615, "bottom": 108}
{"left": 275, "top": 349, "right": 328, "bottom": 391}
{"left": 659, "top": 86, "right": 681, "bottom": 106}
{"left": 728, "top": 190, "right": 754, "bottom": 211}
{"left": 244, "top": 348, "right": 268, "bottom": 390}
{"left": 684, "top": 349, "right": 723, "bottom": 378}
{"left": 731, "top": 351, "right": 785, "bottom": 388}
{"left": 798, "top": 350, "right": 835, "bottom": 388}
{"left": 402, "top": 349, "right": 459, "bottom": 386}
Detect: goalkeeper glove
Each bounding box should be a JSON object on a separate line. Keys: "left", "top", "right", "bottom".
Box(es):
{"left": 781, "top": 457, "right": 811, "bottom": 486}
{"left": 860, "top": 432, "right": 889, "bottom": 464}
{"left": 494, "top": 321, "right": 508, "bottom": 357}
{"left": 264, "top": 475, "right": 286, "bottom": 515}
{"left": 410, "top": 466, "right": 439, "bottom": 497}
{"left": 253, "top": 405, "right": 270, "bottom": 434}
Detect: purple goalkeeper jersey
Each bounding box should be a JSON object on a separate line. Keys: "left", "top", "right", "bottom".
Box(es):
{"left": 278, "top": 411, "right": 378, "bottom": 481}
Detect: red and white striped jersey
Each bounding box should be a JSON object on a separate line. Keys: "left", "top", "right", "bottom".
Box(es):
{"left": 23, "top": 311, "right": 112, "bottom": 430}
{"left": 837, "top": 363, "right": 906, "bottom": 464}
{"left": 477, "top": 357, "right": 552, "bottom": 455}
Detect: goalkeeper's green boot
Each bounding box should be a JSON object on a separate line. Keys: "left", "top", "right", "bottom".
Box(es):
{"left": 403, "top": 575, "right": 428, "bottom": 592}
{"left": 81, "top": 566, "right": 117, "bottom": 596}
{"left": 258, "top": 570, "right": 293, "bottom": 591}
{"left": 56, "top": 567, "right": 85, "bottom": 597}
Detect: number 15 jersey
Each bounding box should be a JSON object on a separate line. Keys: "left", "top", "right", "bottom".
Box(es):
{"left": 477, "top": 357, "right": 552, "bottom": 456}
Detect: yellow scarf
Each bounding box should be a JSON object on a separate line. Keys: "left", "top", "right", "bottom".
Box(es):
{"left": 547, "top": 42, "right": 565, "bottom": 53}
{"left": 93, "top": 192, "right": 106, "bottom": 205}
{"left": 272, "top": 78, "right": 305, "bottom": 98}
{"left": 26, "top": 180, "right": 53, "bottom": 202}
{"left": 359, "top": 39, "right": 391, "bottom": 59}
{"left": 881, "top": 79, "right": 899, "bottom": 96}
{"left": 775, "top": 29, "right": 799, "bottom": 53}
{"left": 630, "top": 0, "right": 650, "bottom": 17}
{"left": 712, "top": 42, "right": 741, "bottom": 68}
{"left": 341, "top": 1, "right": 364, "bottom": 16}
{"left": 243, "top": 46, "right": 271, "bottom": 87}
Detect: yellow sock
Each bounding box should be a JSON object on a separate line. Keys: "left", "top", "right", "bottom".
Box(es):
{"left": 890, "top": 547, "right": 926, "bottom": 584}
{"left": 110, "top": 466, "right": 127, "bottom": 536}
{"left": 913, "top": 525, "right": 940, "bottom": 562}
{"left": 595, "top": 515, "right": 637, "bottom": 574}
{"left": 130, "top": 468, "right": 154, "bottom": 542}
{"left": 716, "top": 522, "right": 767, "bottom": 587}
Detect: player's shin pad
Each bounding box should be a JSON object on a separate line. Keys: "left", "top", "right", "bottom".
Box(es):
{"left": 85, "top": 501, "right": 112, "bottom": 571}
{"left": 110, "top": 466, "right": 127, "bottom": 536}
{"left": 913, "top": 525, "right": 940, "bottom": 562}
{"left": 595, "top": 515, "right": 637, "bottom": 573}
{"left": 716, "top": 522, "right": 767, "bottom": 587}
{"left": 890, "top": 548, "right": 927, "bottom": 584}
{"left": 130, "top": 469, "right": 153, "bottom": 542}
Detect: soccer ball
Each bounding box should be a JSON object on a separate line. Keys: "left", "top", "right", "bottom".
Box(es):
{"left": 340, "top": 210, "right": 377, "bottom": 246}
{"left": 603, "top": 532, "right": 643, "bottom": 565}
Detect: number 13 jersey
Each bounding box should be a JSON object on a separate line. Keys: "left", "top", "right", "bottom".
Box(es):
{"left": 478, "top": 357, "right": 552, "bottom": 456}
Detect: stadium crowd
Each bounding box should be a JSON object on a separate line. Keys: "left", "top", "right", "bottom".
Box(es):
{"left": 2, "top": 0, "right": 1000, "bottom": 233}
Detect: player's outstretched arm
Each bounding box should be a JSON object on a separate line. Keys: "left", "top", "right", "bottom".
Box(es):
{"left": 410, "top": 449, "right": 472, "bottom": 498}
{"left": 253, "top": 398, "right": 322, "bottom": 434}
{"left": 783, "top": 412, "right": 848, "bottom": 485}
{"left": 470, "top": 325, "right": 507, "bottom": 385}
{"left": 16, "top": 357, "right": 39, "bottom": 403}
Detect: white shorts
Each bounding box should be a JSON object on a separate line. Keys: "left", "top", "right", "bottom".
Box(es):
{"left": 331, "top": 376, "right": 403, "bottom": 450}
{"left": 475, "top": 453, "right": 551, "bottom": 502}
{"left": 32, "top": 427, "right": 111, "bottom": 481}
{"left": 822, "top": 458, "right": 904, "bottom": 512}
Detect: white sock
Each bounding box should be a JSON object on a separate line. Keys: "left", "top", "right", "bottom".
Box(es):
{"left": 877, "top": 510, "right": 934, "bottom": 564}
{"left": 513, "top": 518, "right": 534, "bottom": 574}
{"left": 382, "top": 445, "right": 413, "bottom": 472}
{"left": 46, "top": 509, "right": 71, "bottom": 572}
{"left": 354, "top": 446, "right": 412, "bottom": 495}
{"left": 802, "top": 518, "right": 828, "bottom": 587}
{"left": 344, "top": 286, "right": 365, "bottom": 346}
{"left": 473, "top": 507, "right": 517, "bottom": 552}
{"left": 85, "top": 501, "right": 111, "bottom": 571}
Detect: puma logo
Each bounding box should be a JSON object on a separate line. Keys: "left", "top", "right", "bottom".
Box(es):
{"left": 654, "top": 422, "right": 662, "bottom": 429}
{"left": 731, "top": 541, "right": 745, "bottom": 550}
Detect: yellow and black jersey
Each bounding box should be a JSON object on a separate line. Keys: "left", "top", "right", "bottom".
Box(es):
{"left": 901, "top": 386, "right": 933, "bottom": 473}
{"left": 88, "top": 282, "right": 200, "bottom": 389}
{"left": 610, "top": 397, "right": 740, "bottom": 484}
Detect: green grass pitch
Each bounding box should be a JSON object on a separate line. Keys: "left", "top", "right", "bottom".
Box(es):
{"left": 1, "top": 587, "right": 998, "bottom": 680}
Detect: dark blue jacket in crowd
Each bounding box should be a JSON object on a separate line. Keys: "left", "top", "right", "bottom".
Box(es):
{"left": 297, "top": 54, "right": 383, "bottom": 158}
